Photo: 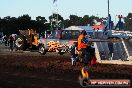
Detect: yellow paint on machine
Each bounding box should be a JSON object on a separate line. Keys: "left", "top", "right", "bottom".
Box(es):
{"left": 46, "top": 41, "right": 68, "bottom": 52}
{"left": 32, "top": 36, "right": 38, "bottom": 46}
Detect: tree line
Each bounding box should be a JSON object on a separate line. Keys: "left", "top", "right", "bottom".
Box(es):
{"left": 0, "top": 13, "right": 132, "bottom": 35}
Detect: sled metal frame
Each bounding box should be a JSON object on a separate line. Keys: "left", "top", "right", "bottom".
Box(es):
{"left": 94, "top": 39, "right": 132, "bottom": 65}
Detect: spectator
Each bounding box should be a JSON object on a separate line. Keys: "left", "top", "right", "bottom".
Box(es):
{"left": 9, "top": 35, "right": 14, "bottom": 51}
{"left": 69, "top": 42, "right": 78, "bottom": 66}
{"left": 4, "top": 35, "right": 8, "bottom": 46}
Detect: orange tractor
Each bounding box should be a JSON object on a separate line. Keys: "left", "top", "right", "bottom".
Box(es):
{"left": 15, "top": 29, "right": 38, "bottom": 50}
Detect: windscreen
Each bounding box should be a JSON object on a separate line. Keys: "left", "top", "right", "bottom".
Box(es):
{"left": 61, "top": 30, "right": 80, "bottom": 40}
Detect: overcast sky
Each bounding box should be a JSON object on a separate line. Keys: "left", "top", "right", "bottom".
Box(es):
{"left": 0, "top": 0, "right": 131, "bottom": 22}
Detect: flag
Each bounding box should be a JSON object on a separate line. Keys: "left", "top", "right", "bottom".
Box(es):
{"left": 53, "top": 0, "right": 57, "bottom": 4}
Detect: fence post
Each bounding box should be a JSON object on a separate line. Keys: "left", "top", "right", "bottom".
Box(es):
{"left": 121, "top": 38, "right": 130, "bottom": 60}
{"left": 94, "top": 42, "right": 102, "bottom": 63}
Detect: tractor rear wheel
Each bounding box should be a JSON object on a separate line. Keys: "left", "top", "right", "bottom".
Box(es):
{"left": 15, "top": 36, "right": 24, "bottom": 50}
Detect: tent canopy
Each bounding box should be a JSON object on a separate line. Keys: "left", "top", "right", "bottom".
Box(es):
{"left": 92, "top": 24, "right": 105, "bottom": 29}
{"left": 63, "top": 26, "right": 94, "bottom": 36}
{"left": 78, "top": 26, "right": 93, "bottom": 32}
{"left": 64, "top": 26, "right": 93, "bottom": 32}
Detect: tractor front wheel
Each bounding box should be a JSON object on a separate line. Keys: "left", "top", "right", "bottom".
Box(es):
{"left": 39, "top": 45, "right": 47, "bottom": 55}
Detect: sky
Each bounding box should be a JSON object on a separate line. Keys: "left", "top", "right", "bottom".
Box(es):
{"left": 0, "top": 0, "right": 132, "bottom": 23}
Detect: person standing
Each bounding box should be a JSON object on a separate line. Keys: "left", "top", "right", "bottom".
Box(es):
{"left": 9, "top": 35, "right": 14, "bottom": 51}
{"left": 69, "top": 42, "right": 78, "bottom": 66}
{"left": 78, "top": 31, "right": 86, "bottom": 63}
{"left": 78, "top": 30, "right": 90, "bottom": 66}
{"left": 4, "top": 35, "right": 8, "bottom": 46}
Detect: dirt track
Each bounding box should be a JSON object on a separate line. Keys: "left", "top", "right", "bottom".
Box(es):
{"left": 0, "top": 44, "right": 132, "bottom": 88}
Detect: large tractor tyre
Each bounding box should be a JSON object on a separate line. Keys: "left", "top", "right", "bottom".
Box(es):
{"left": 15, "top": 36, "right": 24, "bottom": 51}
{"left": 39, "top": 45, "right": 47, "bottom": 55}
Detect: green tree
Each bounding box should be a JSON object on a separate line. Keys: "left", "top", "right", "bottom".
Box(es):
{"left": 49, "top": 13, "right": 64, "bottom": 30}
{"left": 124, "top": 13, "right": 132, "bottom": 31}
{"left": 69, "top": 15, "right": 81, "bottom": 26}
{"left": 36, "top": 16, "right": 47, "bottom": 32}
{"left": 2, "top": 16, "right": 18, "bottom": 35}
{"left": 80, "top": 15, "right": 90, "bottom": 26}
{"left": 17, "top": 14, "right": 31, "bottom": 30}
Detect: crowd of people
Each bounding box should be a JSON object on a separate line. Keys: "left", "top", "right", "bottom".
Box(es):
{"left": 70, "top": 30, "right": 96, "bottom": 66}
